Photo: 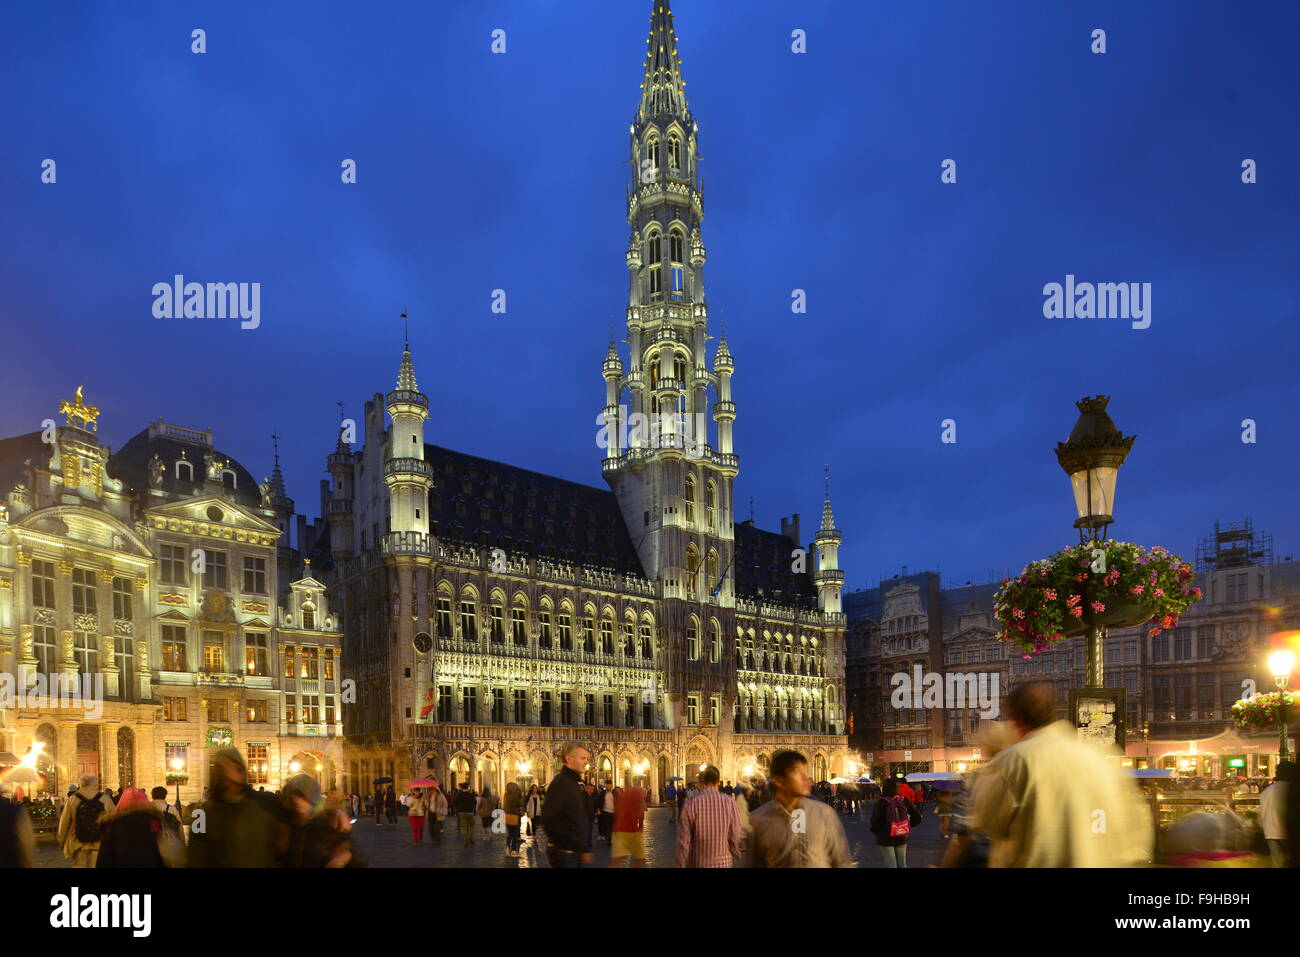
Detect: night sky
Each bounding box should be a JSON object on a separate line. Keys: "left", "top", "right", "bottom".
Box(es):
{"left": 3, "top": 0, "right": 1296, "bottom": 589}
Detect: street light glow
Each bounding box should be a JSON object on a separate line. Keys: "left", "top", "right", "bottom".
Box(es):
{"left": 1268, "top": 649, "right": 1296, "bottom": 684}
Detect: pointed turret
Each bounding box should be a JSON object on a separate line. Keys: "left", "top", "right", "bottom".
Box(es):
{"left": 384, "top": 329, "right": 433, "bottom": 544}
{"left": 640, "top": 0, "right": 688, "bottom": 121}
{"left": 814, "top": 467, "right": 844, "bottom": 614}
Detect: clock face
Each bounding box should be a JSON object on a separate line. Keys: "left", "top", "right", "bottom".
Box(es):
{"left": 413, "top": 632, "right": 432, "bottom": 653}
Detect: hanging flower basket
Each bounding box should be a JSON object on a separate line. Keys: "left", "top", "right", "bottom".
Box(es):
{"left": 994, "top": 541, "right": 1202, "bottom": 657}
{"left": 1231, "top": 691, "right": 1298, "bottom": 734}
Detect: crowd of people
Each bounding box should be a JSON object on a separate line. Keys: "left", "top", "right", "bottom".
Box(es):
{"left": 3, "top": 682, "right": 1296, "bottom": 869}
{"left": 0, "top": 747, "right": 364, "bottom": 868}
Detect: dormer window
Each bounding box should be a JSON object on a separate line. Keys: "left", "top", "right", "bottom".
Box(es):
{"left": 301, "top": 603, "right": 316, "bottom": 631}
{"left": 176, "top": 460, "right": 194, "bottom": 482}
{"left": 221, "top": 469, "right": 237, "bottom": 491}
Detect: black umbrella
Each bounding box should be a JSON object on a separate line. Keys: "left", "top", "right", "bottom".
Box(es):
{"left": 373, "top": 777, "right": 394, "bottom": 785}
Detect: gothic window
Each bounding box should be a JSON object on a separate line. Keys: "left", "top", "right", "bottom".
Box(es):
{"left": 511, "top": 605, "right": 527, "bottom": 645}
{"left": 685, "top": 544, "right": 700, "bottom": 593}
{"left": 600, "top": 615, "right": 614, "bottom": 655}
{"left": 460, "top": 600, "right": 477, "bottom": 641}
{"left": 686, "top": 618, "right": 699, "bottom": 661}
{"left": 706, "top": 549, "right": 719, "bottom": 591}
{"left": 684, "top": 474, "right": 697, "bottom": 524}
{"left": 640, "top": 622, "right": 653, "bottom": 659}
{"left": 705, "top": 481, "right": 717, "bottom": 530}
{"left": 646, "top": 135, "right": 660, "bottom": 170}
{"left": 668, "top": 134, "right": 681, "bottom": 171}
{"left": 709, "top": 621, "right": 721, "bottom": 663}
{"left": 673, "top": 354, "right": 687, "bottom": 382}
{"left": 670, "top": 228, "right": 684, "bottom": 263}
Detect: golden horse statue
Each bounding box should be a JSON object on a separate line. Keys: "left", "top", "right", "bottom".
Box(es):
{"left": 58, "top": 386, "right": 100, "bottom": 431}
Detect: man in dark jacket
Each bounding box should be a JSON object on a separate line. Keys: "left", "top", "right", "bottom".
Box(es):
{"left": 541, "top": 742, "right": 592, "bottom": 867}
{"left": 188, "top": 748, "right": 281, "bottom": 867}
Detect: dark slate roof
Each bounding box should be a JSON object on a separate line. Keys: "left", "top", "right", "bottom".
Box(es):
{"left": 733, "top": 520, "right": 817, "bottom": 606}
{"left": 0, "top": 431, "right": 48, "bottom": 496}
{"left": 109, "top": 428, "right": 262, "bottom": 508}
{"left": 423, "top": 444, "right": 646, "bottom": 576}
{"left": 843, "top": 571, "right": 939, "bottom": 622}
{"left": 938, "top": 581, "right": 1000, "bottom": 621}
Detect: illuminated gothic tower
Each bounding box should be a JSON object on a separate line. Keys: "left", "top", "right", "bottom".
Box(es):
{"left": 604, "top": 0, "right": 737, "bottom": 607}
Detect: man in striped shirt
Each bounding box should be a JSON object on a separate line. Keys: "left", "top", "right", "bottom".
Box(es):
{"left": 675, "top": 765, "right": 742, "bottom": 868}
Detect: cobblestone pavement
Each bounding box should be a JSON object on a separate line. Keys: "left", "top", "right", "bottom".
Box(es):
{"left": 33, "top": 800, "right": 950, "bottom": 868}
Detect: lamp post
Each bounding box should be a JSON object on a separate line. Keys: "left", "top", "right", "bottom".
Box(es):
{"left": 1267, "top": 649, "right": 1295, "bottom": 764}
{"left": 1055, "top": 395, "right": 1136, "bottom": 688}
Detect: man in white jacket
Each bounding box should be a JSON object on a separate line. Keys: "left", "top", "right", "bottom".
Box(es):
{"left": 973, "top": 682, "right": 1152, "bottom": 868}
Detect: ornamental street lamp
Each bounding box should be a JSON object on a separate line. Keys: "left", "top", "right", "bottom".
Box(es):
{"left": 1055, "top": 395, "right": 1136, "bottom": 544}
{"left": 1056, "top": 395, "right": 1136, "bottom": 687}
{"left": 1268, "top": 649, "right": 1295, "bottom": 764}
{"left": 170, "top": 757, "right": 185, "bottom": 809}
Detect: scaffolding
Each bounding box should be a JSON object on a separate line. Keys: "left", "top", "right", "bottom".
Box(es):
{"left": 1194, "top": 519, "right": 1274, "bottom": 573}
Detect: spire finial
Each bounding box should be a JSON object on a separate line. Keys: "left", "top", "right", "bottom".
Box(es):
{"left": 820, "top": 464, "right": 837, "bottom": 532}
{"left": 401, "top": 308, "right": 409, "bottom": 350}
{"left": 749, "top": 496, "right": 754, "bottom": 523}
{"left": 272, "top": 432, "right": 281, "bottom": 470}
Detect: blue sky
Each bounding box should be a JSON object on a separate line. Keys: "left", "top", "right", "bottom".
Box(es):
{"left": 2, "top": 0, "right": 1296, "bottom": 589}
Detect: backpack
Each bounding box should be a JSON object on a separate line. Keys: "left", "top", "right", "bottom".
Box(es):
{"left": 74, "top": 792, "right": 106, "bottom": 843}
{"left": 886, "top": 796, "right": 911, "bottom": 838}
{"left": 155, "top": 812, "right": 187, "bottom": 868}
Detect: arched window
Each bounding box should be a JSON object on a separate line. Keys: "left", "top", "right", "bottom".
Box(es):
{"left": 705, "top": 482, "right": 716, "bottom": 530}
{"left": 668, "top": 134, "right": 681, "bottom": 171}
{"left": 646, "top": 231, "right": 663, "bottom": 297}
{"left": 176, "top": 460, "right": 193, "bottom": 482}
{"left": 646, "top": 135, "right": 661, "bottom": 170}
{"left": 685, "top": 544, "right": 700, "bottom": 592}
{"left": 640, "top": 621, "right": 653, "bottom": 659}
{"left": 301, "top": 603, "right": 316, "bottom": 631}
{"left": 709, "top": 621, "right": 721, "bottom": 663}
{"left": 673, "top": 354, "right": 688, "bottom": 382}
{"left": 706, "top": 549, "right": 719, "bottom": 590}
{"left": 221, "top": 469, "right": 237, "bottom": 491}
{"left": 669, "top": 229, "right": 686, "bottom": 297}
{"left": 684, "top": 474, "right": 696, "bottom": 524}
{"left": 686, "top": 618, "right": 699, "bottom": 661}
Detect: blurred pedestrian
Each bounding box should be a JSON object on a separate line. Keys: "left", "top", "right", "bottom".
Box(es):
{"left": 188, "top": 749, "right": 281, "bottom": 868}
{"left": 973, "top": 682, "right": 1152, "bottom": 867}
{"left": 96, "top": 788, "right": 171, "bottom": 868}
{"left": 610, "top": 783, "right": 647, "bottom": 868}
{"left": 281, "top": 774, "right": 353, "bottom": 867}
{"left": 1259, "top": 761, "right": 1293, "bottom": 867}
{"left": 598, "top": 783, "right": 616, "bottom": 842}
{"left": 665, "top": 781, "right": 678, "bottom": 821}
{"left": 0, "top": 789, "right": 35, "bottom": 867}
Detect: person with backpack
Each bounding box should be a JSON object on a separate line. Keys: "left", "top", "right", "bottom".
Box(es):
{"left": 56, "top": 774, "right": 117, "bottom": 867}
{"left": 871, "top": 777, "right": 923, "bottom": 867}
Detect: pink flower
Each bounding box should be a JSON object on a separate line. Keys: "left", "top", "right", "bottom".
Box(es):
{"left": 1130, "top": 585, "right": 1145, "bottom": 594}
{"left": 1069, "top": 606, "right": 1084, "bottom": 618}
{"left": 1153, "top": 588, "right": 1164, "bottom": 597}
{"left": 1075, "top": 573, "right": 1088, "bottom": 581}
{"left": 1043, "top": 588, "right": 1057, "bottom": 600}
{"left": 1091, "top": 601, "right": 1106, "bottom": 613}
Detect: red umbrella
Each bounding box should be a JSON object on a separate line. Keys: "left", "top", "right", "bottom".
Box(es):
{"left": 409, "top": 777, "right": 437, "bottom": 788}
